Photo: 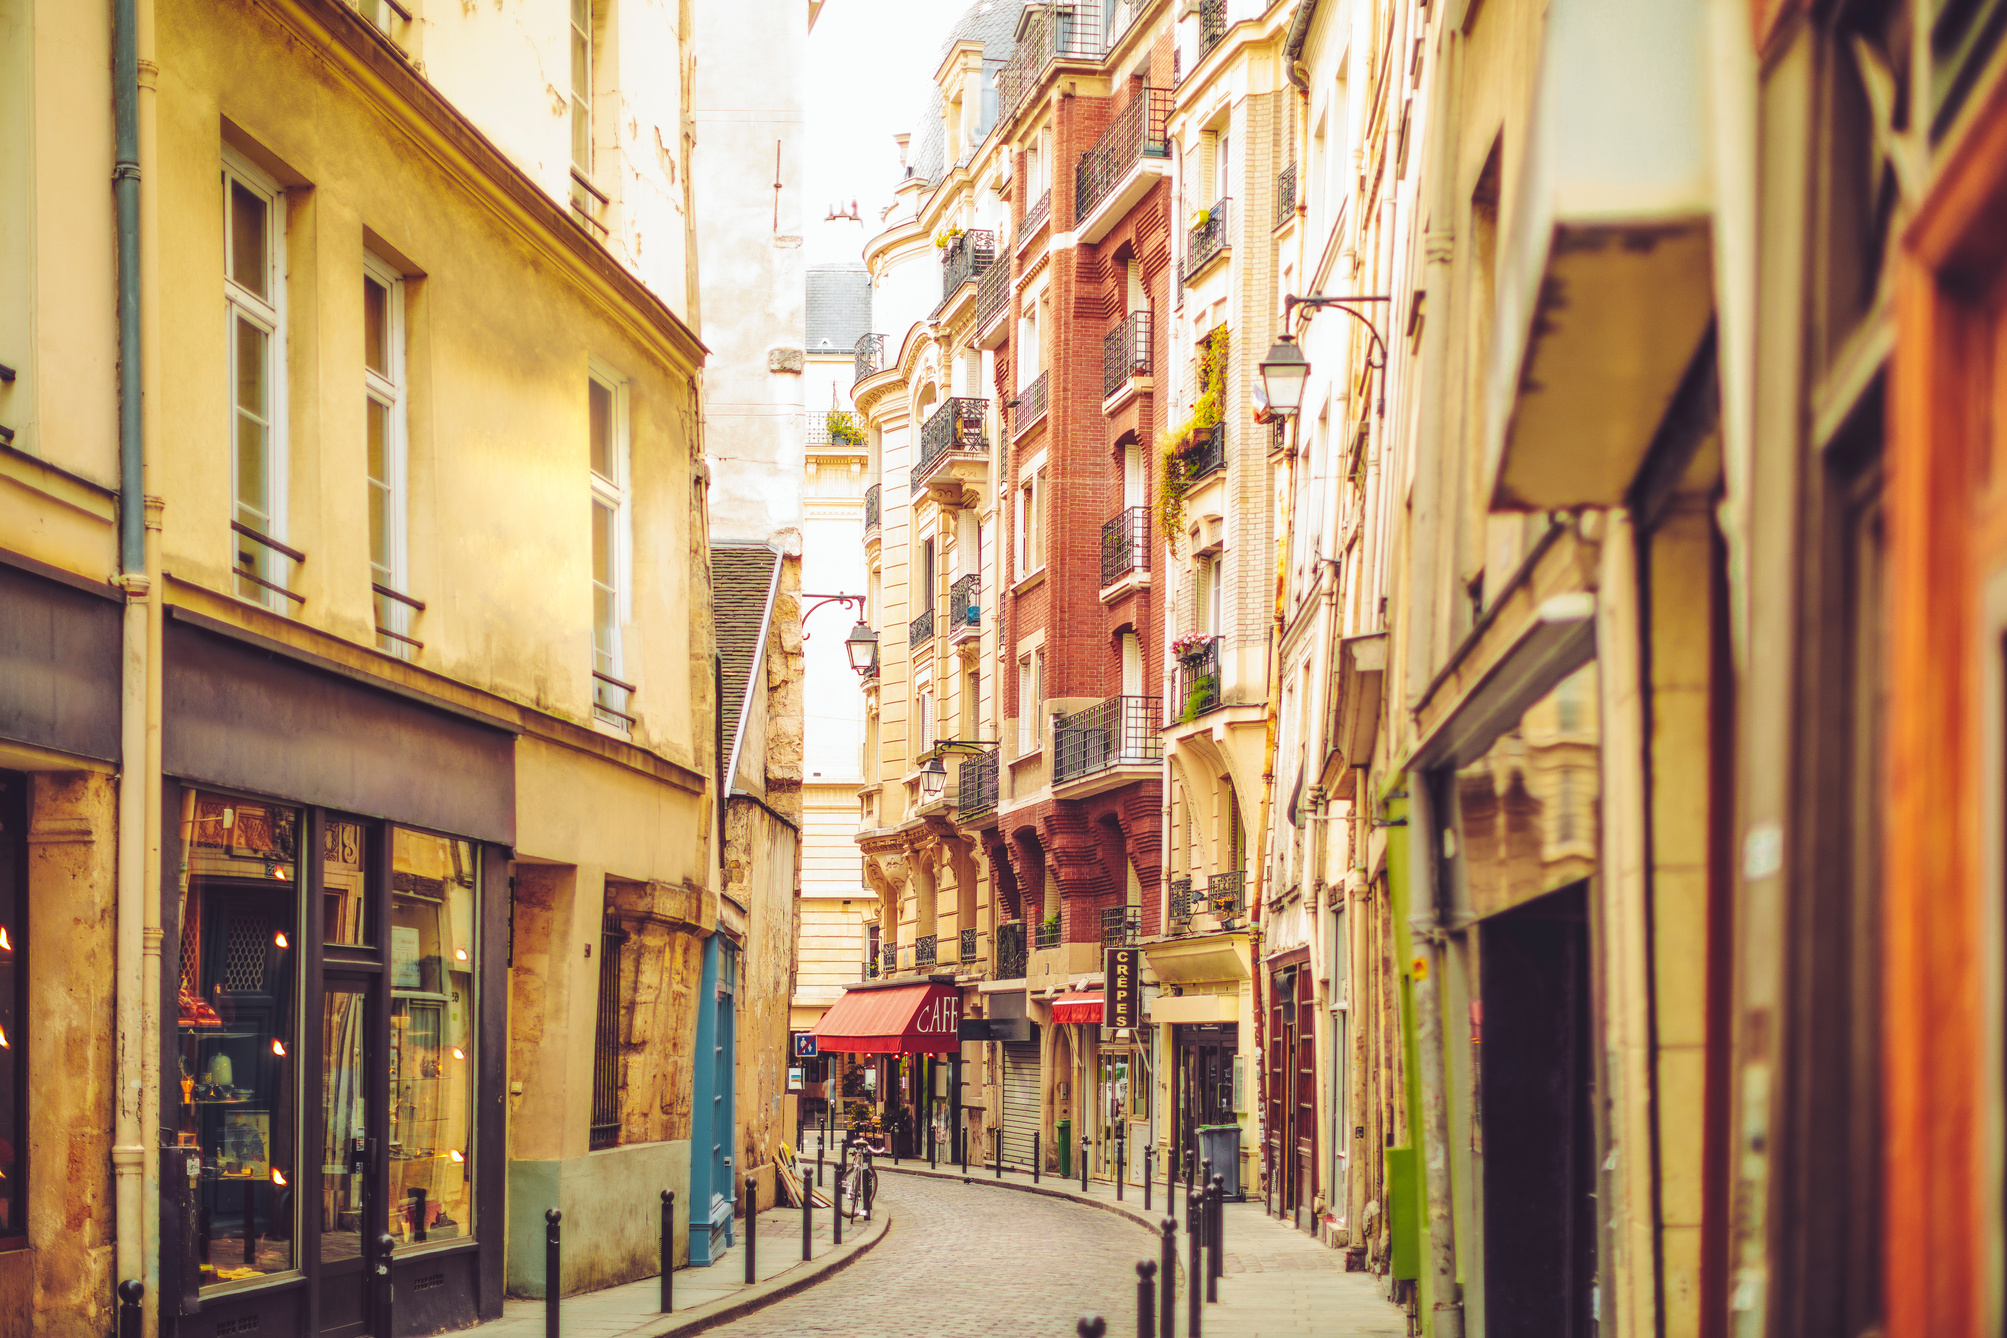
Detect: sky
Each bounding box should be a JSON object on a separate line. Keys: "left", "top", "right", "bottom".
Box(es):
{"left": 802, "top": 0, "right": 965, "bottom": 264}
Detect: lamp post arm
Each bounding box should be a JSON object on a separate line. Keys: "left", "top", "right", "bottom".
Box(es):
{"left": 1282, "top": 294, "right": 1392, "bottom": 417}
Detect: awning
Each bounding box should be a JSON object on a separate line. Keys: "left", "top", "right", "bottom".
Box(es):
{"left": 809, "top": 982, "right": 962, "bottom": 1055}
{"left": 1052, "top": 992, "right": 1104, "bottom": 1025}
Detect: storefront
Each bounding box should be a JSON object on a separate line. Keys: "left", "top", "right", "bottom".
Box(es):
{"left": 1263, "top": 953, "right": 1316, "bottom": 1228}
{"left": 159, "top": 616, "right": 512, "bottom": 1338}
{"left": 808, "top": 979, "right": 963, "bottom": 1158}
{"left": 1172, "top": 1022, "right": 1235, "bottom": 1186}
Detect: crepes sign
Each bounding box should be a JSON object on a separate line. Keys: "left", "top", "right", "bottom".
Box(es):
{"left": 1104, "top": 947, "right": 1141, "bottom": 1029}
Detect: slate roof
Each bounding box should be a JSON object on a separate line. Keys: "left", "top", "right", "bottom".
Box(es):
{"left": 711, "top": 543, "right": 782, "bottom": 783}
{"left": 806, "top": 265, "right": 872, "bottom": 353}
{"left": 908, "top": 0, "right": 1024, "bottom": 185}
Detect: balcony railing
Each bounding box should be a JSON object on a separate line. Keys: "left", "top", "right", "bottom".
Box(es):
{"left": 1183, "top": 423, "right": 1226, "bottom": 481}
{"left": 1183, "top": 198, "right": 1229, "bottom": 280}
{"left": 1168, "top": 878, "right": 1193, "bottom": 932}
{"left": 939, "top": 229, "right": 996, "bottom": 311}
{"left": 949, "top": 572, "right": 981, "bottom": 636}
{"left": 977, "top": 254, "right": 1012, "bottom": 332}
{"left": 959, "top": 749, "right": 999, "bottom": 819}
{"left": 910, "top": 604, "right": 936, "bottom": 648}
{"left": 1101, "top": 905, "right": 1141, "bottom": 947}
{"left": 1103, "top": 310, "right": 1153, "bottom": 400}
{"left": 960, "top": 927, "right": 978, "bottom": 963}
{"left": 996, "top": 920, "right": 1028, "bottom": 979}
{"left": 916, "top": 934, "right": 937, "bottom": 968}
{"left": 916, "top": 396, "right": 989, "bottom": 485}
{"left": 1269, "top": 417, "right": 1287, "bottom": 454}
{"left": 1208, "top": 869, "right": 1245, "bottom": 923}
{"left": 1170, "top": 636, "right": 1221, "bottom": 724}
{"left": 1274, "top": 162, "right": 1297, "bottom": 228}
{"left": 1076, "top": 88, "right": 1173, "bottom": 222}
{"left": 1198, "top": 0, "right": 1227, "bottom": 61}
{"left": 882, "top": 943, "right": 898, "bottom": 975}
{"left": 1014, "top": 371, "right": 1050, "bottom": 438}
{"left": 1035, "top": 920, "right": 1063, "bottom": 950}
{"left": 1054, "top": 696, "right": 1163, "bottom": 785}
{"left": 999, "top": 3, "right": 1105, "bottom": 123}
{"left": 1024, "top": 188, "right": 1053, "bottom": 237}
{"left": 1100, "top": 507, "right": 1150, "bottom": 587}
{"left": 865, "top": 950, "right": 880, "bottom": 980}
{"left": 854, "top": 333, "right": 887, "bottom": 384}
{"left": 865, "top": 483, "right": 881, "bottom": 533}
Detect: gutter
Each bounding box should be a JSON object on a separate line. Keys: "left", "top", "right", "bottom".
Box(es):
{"left": 1282, "top": 0, "right": 1318, "bottom": 88}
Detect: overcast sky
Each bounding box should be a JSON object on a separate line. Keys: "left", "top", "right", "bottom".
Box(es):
{"left": 803, "top": 0, "right": 964, "bottom": 263}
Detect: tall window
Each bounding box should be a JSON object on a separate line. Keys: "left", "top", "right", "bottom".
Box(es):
{"left": 570, "top": 0, "right": 594, "bottom": 175}
{"left": 589, "top": 373, "right": 631, "bottom": 729}
{"left": 1200, "top": 554, "right": 1224, "bottom": 636}
{"left": 364, "top": 256, "right": 413, "bottom": 656}
{"left": 1018, "top": 657, "right": 1036, "bottom": 754}
{"left": 0, "top": 772, "right": 25, "bottom": 1244}
{"left": 917, "top": 688, "right": 936, "bottom": 754}
{"left": 225, "top": 157, "right": 288, "bottom": 609}
{"left": 1016, "top": 469, "right": 1047, "bottom": 573}
{"left": 590, "top": 904, "right": 624, "bottom": 1150}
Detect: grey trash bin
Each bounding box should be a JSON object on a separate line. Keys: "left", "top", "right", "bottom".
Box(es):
{"left": 1197, "top": 1123, "right": 1243, "bottom": 1200}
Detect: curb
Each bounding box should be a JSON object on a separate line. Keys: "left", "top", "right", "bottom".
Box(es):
{"left": 643, "top": 1209, "right": 894, "bottom": 1337}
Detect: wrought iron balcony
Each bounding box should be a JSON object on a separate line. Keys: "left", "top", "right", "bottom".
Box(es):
{"left": 996, "top": 920, "right": 1029, "bottom": 979}
{"left": 1101, "top": 507, "right": 1150, "bottom": 587}
{"left": 948, "top": 573, "right": 980, "bottom": 637}
{"left": 882, "top": 943, "right": 899, "bottom": 975}
{"left": 1274, "top": 162, "right": 1297, "bottom": 228}
{"left": 1054, "top": 696, "right": 1163, "bottom": 785}
{"left": 1168, "top": 878, "right": 1193, "bottom": 932}
{"left": 1024, "top": 188, "right": 1053, "bottom": 237}
{"left": 910, "top": 604, "right": 935, "bottom": 648}
{"left": 1014, "top": 371, "right": 1050, "bottom": 438}
{"left": 1101, "top": 905, "right": 1141, "bottom": 947}
{"left": 1183, "top": 198, "right": 1229, "bottom": 280}
{"left": 959, "top": 749, "right": 999, "bottom": 819}
{"left": 1035, "top": 919, "right": 1063, "bottom": 950}
{"left": 1181, "top": 420, "right": 1226, "bottom": 481}
{"left": 939, "top": 229, "right": 997, "bottom": 307}
{"left": 1170, "top": 636, "right": 1221, "bottom": 724}
{"left": 1103, "top": 310, "right": 1153, "bottom": 400}
{"left": 960, "top": 927, "right": 978, "bottom": 962}
{"left": 1207, "top": 869, "right": 1245, "bottom": 923}
{"left": 865, "top": 483, "right": 881, "bottom": 534}
{"left": 999, "top": 3, "right": 1105, "bottom": 123}
{"left": 854, "top": 333, "right": 887, "bottom": 384}
{"left": 865, "top": 951, "right": 880, "bottom": 980}
{"left": 1198, "top": 0, "right": 1227, "bottom": 61}
{"left": 977, "top": 255, "right": 1012, "bottom": 333}
{"left": 915, "top": 397, "right": 988, "bottom": 486}
{"left": 916, "top": 934, "right": 937, "bottom": 968}
{"left": 1076, "top": 88, "right": 1172, "bottom": 223}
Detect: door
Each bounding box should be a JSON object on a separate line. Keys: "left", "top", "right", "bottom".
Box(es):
{"left": 317, "top": 976, "right": 381, "bottom": 1338}
{"left": 1095, "top": 1051, "right": 1129, "bottom": 1177}
{"left": 1000, "top": 1042, "right": 1040, "bottom": 1168}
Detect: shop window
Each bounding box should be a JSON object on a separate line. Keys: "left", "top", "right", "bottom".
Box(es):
{"left": 0, "top": 772, "right": 25, "bottom": 1244}
{"left": 175, "top": 792, "right": 303, "bottom": 1290}
{"left": 387, "top": 828, "right": 477, "bottom": 1245}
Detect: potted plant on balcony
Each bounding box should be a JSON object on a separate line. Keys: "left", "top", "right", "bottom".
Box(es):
{"left": 1156, "top": 329, "right": 1229, "bottom": 534}
{"left": 934, "top": 225, "right": 965, "bottom": 252}
{"left": 1171, "top": 632, "right": 1212, "bottom": 663}
{"left": 1180, "top": 672, "right": 1219, "bottom": 724}
{"left": 825, "top": 408, "right": 866, "bottom": 446}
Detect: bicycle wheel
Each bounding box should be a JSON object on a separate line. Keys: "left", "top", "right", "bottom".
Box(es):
{"left": 859, "top": 1166, "right": 879, "bottom": 1214}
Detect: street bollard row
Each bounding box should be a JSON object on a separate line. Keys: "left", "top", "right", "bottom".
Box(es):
{"left": 743, "top": 1175, "right": 757, "bottom": 1286}
{"left": 661, "top": 1190, "right": 675, "bottom": 1313}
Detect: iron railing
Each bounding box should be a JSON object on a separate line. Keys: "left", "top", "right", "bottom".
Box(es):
{"left": 1171, "top": 636, "right": 1221, "bottom": 724}
{"left": 999, "top": 3, "right": 1105, "bottom": 123}
{"left": 1198, "top": 0, "right": 1227, "bottom": 61}
{"left": 1100, "top": 507, "right": 1150, "bottom": 587}
{"left": 959, "top": 750, "right": 999, "bottom": 819}
{"left": 1024, "top": 187, "right": 1053, "bottom": 236}
{"left": 977, "top": 254, "right": 1012, "bottom": 332}
{"left": 1014, "top": 370, "right": 1050, "bottom": 437}
{"left": 1208, "top": 869, "right": 1245, "bottom": 922}
{"left": 1076, "top": 88, "right": 1173, "bottom": 222}
{"left": 1183, "top": 198, "right": 1229, "bottom": 280}
{"left": 1185, "top": 423, "right": 1226, "bottom": 480}
{"left": 939, "top": 230, "right": 997, "bottom": 307}
{"left": 882, "top": 943, "right": 899, "bottom": 976}
{"left": 1270, "top": 417, "right": 1288, "bottom": 454}
{"left": 916, "top": 934, "right": 937, "bottom": 968}
{"left": 996, "top": 920, "right": 1029, "bottom": 979}
{"left": 854, "top": 333, "right": 887, "bottom": 384}
{"left": 1274, "top": 162, "right": 1297, "bottom": 228}
{"left": 1168, "top": 878, "right": 1193, "bottom": 931}
{"left": 1054, "top": 696, "right": 1163, "bottom": 785}
{"left": 865, "top": 951, "right": 880, "bottom": 980}
{"left": 589, "top": 922, "right": 626, "bottom": 1149}
{"left": 1101, "top": 905, "right": 1141, "bottom": 947}
{"left": 949, "top": 573, "right": 980, "bottom": 635}
{"left": 916, "top": 396, "right": 988, "bottom": 485}
{"left": 865, "top": 483, "right": 881, "bottom": 533}
{"left": 1103, "top": 310, "right": 1153, "bottom": 400}
{"left": 910, "top": 604, "right": 935, "bottom": 648}
{"left": 1035, "top": 920, "right": 1063, "bottom": 950}
{"left": 960, "top": 927, "right": 978, "bottom": 963}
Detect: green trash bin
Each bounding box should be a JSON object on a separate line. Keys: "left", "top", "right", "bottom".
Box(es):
{"left": 1057, "top": 1119, "right": 1072, "bottom": 1178}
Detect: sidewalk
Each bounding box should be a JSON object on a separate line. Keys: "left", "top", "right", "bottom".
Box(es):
{"left": 874, "top": 1160, "right": 1407, "bottom": 1337}
{"left": 464, "top": 1197, "right": 890, "bottom": 1338}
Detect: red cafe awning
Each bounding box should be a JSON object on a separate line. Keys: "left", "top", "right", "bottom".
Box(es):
{"left": 1052, "top": 992, "right": 1104, "bottom": 1025}
{"left": 810, "top": 982, "right": 962, "bottom": 1055}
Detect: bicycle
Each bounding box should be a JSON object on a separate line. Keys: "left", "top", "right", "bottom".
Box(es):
{"left": 838, "top": 1131, "right": 883, "bottom": 1221}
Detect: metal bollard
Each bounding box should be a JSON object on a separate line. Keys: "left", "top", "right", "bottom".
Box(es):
{"left": 660, "top": 1190, "right": 675, "bottom": 1313}
{"left": 1034, "top": 1131, "right": 1042, "bottom": 1183}
{"left": 1144, "top": 1146, "right": 1153, "bottom": 1213}
{"left": 960, "top": 1126, "right": 969, "bottom": 1182}
{"left": 1158, "top": 1218, "right": 1176, "bottom": 1338}
{"left": 117, "top": 1279, "right": 143, "bottom": 1338}
{"left": 802, "top": 1168, "right": 814, "bottom": 1261}
{"left": 744, "top": 1175, "right": 758, "bottom": 1285}
{"left": 832, "top": 1166, "right": 845, "bottom": 1246}
{"left": 929, "top": 1124, "right": 937, "bottom": 1170}
{"left": 863, "top": 1149, "right": 877, "bottom": 1221}
{"left": 1205, "top": 1178, "right": 1221, "bottom": 1302}
{"left": 996, "top": 1128, "right": 1003, "bottom": 1179}
{"left": 816, "top": 1134, "right": 824, "bottom": 1188}
{"left": 1136, "top": 1259, "right": 1157, "bottom": 1338}
{"left": 1185, "top": 1191, "right": 1202, "bottom": 1338}
{"left": 1116, "top": 1133, "right": 1126, "bottom": 1202}
{"left": 1077, "top": 1318, "right": 1108, "bottom": 1338}
{"left": 544, "top": 1208, "right": 562, "bottom": 1338}
{"left": 1080, "top": 1134, "right": 1090, "bottom": 1192}
{"left": 376, "top": 1233, "right": 396, "bottom": 1335}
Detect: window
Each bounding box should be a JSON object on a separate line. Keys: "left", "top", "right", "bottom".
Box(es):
{"left": 589, "top": 907, "right": 623, "bottom": 1149}
{"left": 1122, "top": 631, "right": 1142, "bottom": 697}
{"left": 0, "top": 773, "right": 25, "bottom": 1244}
{"left": 364, "top": 256, "right": 414, "bottom": 656}
{"left": 1200, "top": 555, "right": 1224, "bottom": 636}
{"left": 1018, "top": 656, "right": 1037, "bottom": 754}
{"left": 225, "top": 157, "right": 290, "bottom": 610}
{"left": 589, "top": 373, "right": 632, "bottom": 729}
{"left": 346, "top": 0, "right": 398, "bottom": 31}
{"left": 570, "top": 0, "right": 594, "bottom": 176}
{"left": 1016, "top": 468, "right": 1048, "bottom": 574}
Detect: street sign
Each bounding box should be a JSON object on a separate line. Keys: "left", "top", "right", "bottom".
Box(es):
{"left": 1104, "top": 947, "right": 1141, "bottom": 1029}
{"left": 791, "top": 1031, "right": 819, "bottom": 1060}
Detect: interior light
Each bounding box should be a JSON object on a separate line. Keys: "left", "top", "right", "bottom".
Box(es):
{"left": 271, "top": 1039, "right": 287, "bottom": 1057}
{"left": 449, "top": 1150, "right": 465, "bottom": 1163}
{"left": 0, "top": 1025, "right": 8, "bottom": 1049}
{"left": 451, "top": 1048, "right": 465, "bottom": 1060}
{"left": 274, "top": 931, "right": 289, "bottom": 950}
{"left": 0, "top": 927, "right": 12, "bottom": 950}
{"left": 455, "top": 949, "right": 469, "bottom": 961}
{"left": 270, "top": 1168, "right": 288, "bottom": 1186}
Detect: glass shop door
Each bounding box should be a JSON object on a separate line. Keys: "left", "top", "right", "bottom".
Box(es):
{"left": 316, "top": 975, "right": 383, "bottom": 1338}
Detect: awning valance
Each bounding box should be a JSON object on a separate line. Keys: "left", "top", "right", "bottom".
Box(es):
{"left": 810, "top": 982, "right": 962, "bottom": 1055}
{"left": 1052, "top": 992, "right": 1104, "bottom": 1025}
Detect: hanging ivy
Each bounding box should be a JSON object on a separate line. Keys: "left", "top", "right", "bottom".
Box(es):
{"left": 1156, "top": 328, "right": 1229, "bottom": 538}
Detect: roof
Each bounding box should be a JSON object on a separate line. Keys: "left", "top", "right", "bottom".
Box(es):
{"left": 806, "top": 265, "right": 873, "bottom": 353}
{"left": 711, "top": 543, "right": 783, "bottom": 785}
{"left": 908, "top": 0, "right": 1025, "bottom": 185}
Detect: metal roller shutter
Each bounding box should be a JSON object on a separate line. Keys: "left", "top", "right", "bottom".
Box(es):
{"left": 1000, "top": 1041, "right": 1041, "bottom": 1169}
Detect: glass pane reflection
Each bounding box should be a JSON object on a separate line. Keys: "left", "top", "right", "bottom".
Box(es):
{"left": 387, "top": 829, "right": 476, "bottom": 1245}
{"left": 320, "top": 986, "right": 369, "bottom": 1264}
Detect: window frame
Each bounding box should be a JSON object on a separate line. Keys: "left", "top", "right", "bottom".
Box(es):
{"left": 588, "top": 366, "right": 633, "bottom": 731}
{"left": 570, "top": 0, "right": 595, "bottom": 178}
{"left": 363, "top": 253, "right": 412, "bottom": 657}
{"left": 224, "top": 153, "right": 290, "bottom": 611}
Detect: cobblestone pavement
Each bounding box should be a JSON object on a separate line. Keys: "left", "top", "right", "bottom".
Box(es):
{"left": 705, "top": 1173, "right": 1150, "bottom": 1338}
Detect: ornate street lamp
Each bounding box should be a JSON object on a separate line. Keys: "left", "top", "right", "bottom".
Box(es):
{"left": 1256, "top": 333, "right": 1311, "bottom": 416}
{"left": 844, "top": 620, "right": 879, "bottom": 676}
{"left": 920, "top": 754, "right": 948, "bottom": 800}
